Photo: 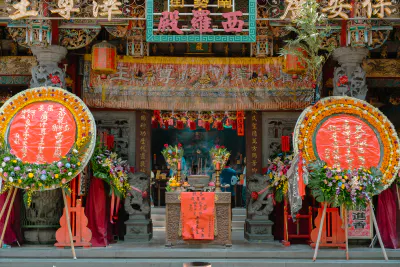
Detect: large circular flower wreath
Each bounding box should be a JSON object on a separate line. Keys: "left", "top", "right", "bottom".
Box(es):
{"left": 0, "top": 87, "right": 96, "bottom": 206}
{"left": 293, "top": 96, "right": 400, "bottom": 191}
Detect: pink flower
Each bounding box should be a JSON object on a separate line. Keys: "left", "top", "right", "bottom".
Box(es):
{"left": 215, "top": 145, "right": 220, "bottom": 149}
{"left": 164, "top": 144, "right": 169, "bottom": 148}
{"left": 178, "top": 143, "right": 182, "bottom": 148}
{"left": 61, "top": 178, "right": 67, "bottom": 184}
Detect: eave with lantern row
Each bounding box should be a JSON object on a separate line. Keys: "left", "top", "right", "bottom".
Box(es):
{"left": 0, "top": 0, "right": 398, "bottom": 110}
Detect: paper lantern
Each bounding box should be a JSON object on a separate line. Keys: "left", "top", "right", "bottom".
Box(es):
{"left": 284, "top": 48, "right": 307, "bottom": 75}
{"left": 281, "top": 136, "right": 290, "bottom": 152}
{"left": 92, "top": 41, "right": 117, "bottom": 75}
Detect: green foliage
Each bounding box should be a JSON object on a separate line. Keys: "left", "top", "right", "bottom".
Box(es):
{"left": 279, "top": 0, "right": 335, "bottom": 81}
{"left": 91, "top": 138, "right": 131, "bottom": 198}
{"left": 308, "top": 161, "right": 384, "bottom": 210}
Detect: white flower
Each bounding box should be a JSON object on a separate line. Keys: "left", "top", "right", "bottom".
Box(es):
{"left": 73, "top": 149, "right": 78, "bottom": 154}
{"left": 68, "top": 172, "right": 72, "bottom": 176}
{"left": 0, "top": 168, "right": 3, "bottom": 173}
{"left": 8, "top": 177, "right": 13, "bottom": 182}
{"left": 1, "top": 162, "right": 5, "bottom": 167}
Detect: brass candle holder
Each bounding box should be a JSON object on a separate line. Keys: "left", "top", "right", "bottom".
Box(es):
{"left": 215, "top": 162, "right": 221, "bottom": 192}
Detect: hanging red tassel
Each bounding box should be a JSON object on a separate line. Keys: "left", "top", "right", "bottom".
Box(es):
{"left": 232, "top": 120, "right": 237, "bottom": 130}
{"left": 281, "top": 136, "right": 290, "bottom": 152}
{"left": 217, "top": 121, "right": 223, "bottom": 131}
{"left": 298, "top": 151, "right": 306, "bottom": 199}
{"left": 189, "top": 120, "right": 196, "bottom": 130}
{"left": 205, "top": 121, "right": 211, "bottom": 131}
{"left": 164, "top": 120, "right": 169, "bottom": 129}
{"left": 176, "top": 120, "right": 184, "bottom": 130}
{"left": 107, "top": 135, "right": 114, "bottom": 150}
{"left": 153, "top": 110, "right": 161, "bottom": 120}
{"left": 151, "top": 119, "right": 158, "bottom": 129}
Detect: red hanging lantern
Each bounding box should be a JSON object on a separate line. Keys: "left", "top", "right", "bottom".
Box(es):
{"left": 92, "top": 40, "right": 117, "bottom": 75}
{"left": 176, "top": 120, "right": 184, "bottom": 130}
{"left": 237, "top": 111, "right": 244, "bottom": 136}
{"left": 189, "top": 121, "right": 196, "bottom": 130}
{"left": 284, "top": 47, "right": 307, "bottom": 76}
{"left": 281, "top": 136, "right": 290, "bottom": 152}
{"left": 204, "top": 121, "right": 211, "bottom": 131}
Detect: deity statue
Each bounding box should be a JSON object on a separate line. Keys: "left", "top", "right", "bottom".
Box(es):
{"left": 246, "top": 174, "right": 274, "bottom": 218}
{"left": 124, "top": 172, "right": 150, "bottom": 217}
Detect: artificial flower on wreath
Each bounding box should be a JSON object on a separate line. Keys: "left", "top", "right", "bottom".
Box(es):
{"left": 266, "top": 154, "right": 293, "bottom": 203}
{"left": 0, "top": 137, "right": 90, "bottom": 207}
{"left": 91, "top": 140, "right": 130, "bottom": 198}
{"left": 161, "top": 143, "right": 184, "bottom": 175}
{"left": 308, "top": 161, "right": 384, "bottom": 209}
{"left": 209, "top": 145, "right": 230, "bottom": 168}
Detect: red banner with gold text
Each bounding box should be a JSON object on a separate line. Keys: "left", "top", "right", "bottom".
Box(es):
{"left": 181, "top": 192, "right": 215, "bottom": 240}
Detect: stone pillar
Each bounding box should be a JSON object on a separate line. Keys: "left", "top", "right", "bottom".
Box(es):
{"left": 30, "top": 45, "right": 67, "bottom": 88}
{"left": 332, "top": 47, "right": 369, "bottom": 100}
{"left": 22, "top": 45, "right": 67, "bottom": 244}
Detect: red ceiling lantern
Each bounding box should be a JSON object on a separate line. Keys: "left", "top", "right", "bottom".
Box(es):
{"left": 284, "top": 47, "right": 307, "bottom": 77}
{"left": 92, "top": 40, "right": 117, "bottom": 76}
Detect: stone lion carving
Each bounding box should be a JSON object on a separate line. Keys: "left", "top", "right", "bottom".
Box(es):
{"left": 247, "top": 174, "right": 274, "bottom": 219}
{"left": 124, "top": 172, "right": 150, "bottom": 216}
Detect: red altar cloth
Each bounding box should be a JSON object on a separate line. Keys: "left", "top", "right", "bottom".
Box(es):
{"left": 85, "top": 177, "right": 113, "bottom": 247}
{"left": 181, "top": 192, "right": 215, "bottom": 240}
{"left": 377, "top": 185, "right": 399, "bottom": 249}
{"left": 0, "top": 190, "right": 22, "bottom": 246}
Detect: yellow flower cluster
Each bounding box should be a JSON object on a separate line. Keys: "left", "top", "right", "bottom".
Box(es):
{"left": 295, "top": 97, "right": 400, "bottom": 189}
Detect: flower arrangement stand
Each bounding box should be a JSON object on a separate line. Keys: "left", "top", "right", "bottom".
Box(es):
{"left": 55, "top": 177, "right": 91, "bottom": 252}
{"left": 311, "top": 203, "right": 346, "bottom": 261}
{"left": 0, "top": 187, "right": 17, "bottom": 248}
{"left": 282, "top": 199, "right": 313, "bottom": 247}
{"left": 55, "top": 195, "right": 92, "bottom": 249}
{"left": 312, "top": 202, "right": 388, "bottom": 261}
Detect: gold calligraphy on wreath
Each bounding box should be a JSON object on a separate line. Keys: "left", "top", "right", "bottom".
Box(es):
{"left": 0, "top": 87, "right": 96, "bottom": 206}
{"left": 293, "top": 96, "right": 400, "bottom": 191}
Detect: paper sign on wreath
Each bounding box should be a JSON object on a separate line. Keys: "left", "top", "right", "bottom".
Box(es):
{"left": 292, "top": 96, "right": 400, "bottom": 261}
{"left": 0, "top": 87, "right": 96, "bottom": 258}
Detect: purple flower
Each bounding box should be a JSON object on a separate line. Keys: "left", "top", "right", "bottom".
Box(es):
{"left": 57, "top": 162, "right": 63, "bottom": 168}
{"left": 3, "top": 157, "right": 10, "bottom": 162}
{"left": 14, "top": 166, "right": 20, "bottom": 172}
{"left": 326, "top": 170, "right": 332, "bottom": 178}
{"left": 41, "top": 170, "right": 47, "bottom": 175}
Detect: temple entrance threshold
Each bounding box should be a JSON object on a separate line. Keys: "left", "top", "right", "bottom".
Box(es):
{"left": 0, "top": 233, "right": 399, "bottom": 267}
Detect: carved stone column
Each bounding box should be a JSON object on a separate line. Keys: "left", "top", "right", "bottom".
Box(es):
{"left": 332, "top": 47, "right": 369, "bottom": 100}
{"left": 22, "top": 45, "right": 67, "bottom": 244}
{"left": 30, "top": 45, "right": 67, "bottom": 88}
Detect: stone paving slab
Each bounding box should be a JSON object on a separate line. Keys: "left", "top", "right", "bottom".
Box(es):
{"left": 1, "top": 258, "right": 400, "bottom": 267}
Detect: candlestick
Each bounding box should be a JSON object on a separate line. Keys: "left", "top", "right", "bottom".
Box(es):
{"left": 215, "top": 169, "right": 221, "bottom": 192}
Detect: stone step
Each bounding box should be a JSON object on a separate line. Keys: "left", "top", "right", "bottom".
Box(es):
{"left": 232, "top": 208, "right": 246, "bottom": 215}
{"left": 151, "top": 214, "right": 166, "bottom": 221}
{"left": 151, "top": 208, "right": 166, "bottom": 215}
{"left": 231, "top": 221, "right": 244, "bottom": 228}
{"left": 232, "top": 214, "right": 246, "bottom": 220}
{"left": 153, "top": 221, "right": 166, "bottom": 227}
{"left": 3, "top": 258, "right": 399, "bottom": 267}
